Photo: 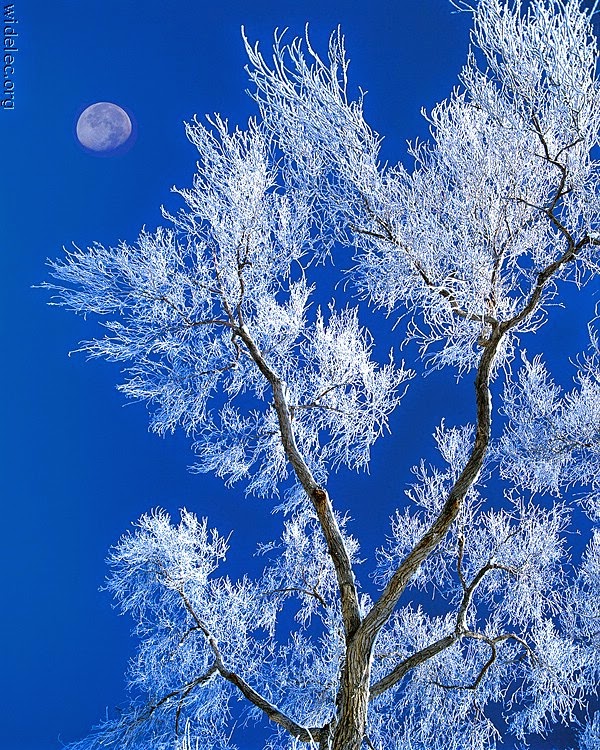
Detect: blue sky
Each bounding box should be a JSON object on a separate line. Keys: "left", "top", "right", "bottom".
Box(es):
{"left": 0, "top": 1, "right": 596, "bottom": 749}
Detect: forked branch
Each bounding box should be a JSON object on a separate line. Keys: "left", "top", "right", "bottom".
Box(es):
{"left": 235, "top": 323, "right": 363, "bottom": 640}
{"left": 370, "top": 550, "right": 519, "bottom": 697}
{"left": 175, "top": 587, "right": 322, "bottom": 743}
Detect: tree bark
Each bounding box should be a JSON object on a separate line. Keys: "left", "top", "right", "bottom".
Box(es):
{"left": 327, "top": 325, "right": 504, "bottom": 750}
{"left": 330, "top": 639, "right": 373, "bottom": 750}
{"left": 236, "top": 324, "right": 362, "bottom": 639}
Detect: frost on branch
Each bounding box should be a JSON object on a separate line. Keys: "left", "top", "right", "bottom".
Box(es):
{"left": 258, "top": 505, "right": 360, "bottom": 630}
{"left": 564, "top": 528, "right": 600, "bottom": 669}
{"left": 497, "top": 330, "right": 600, "bottom": 514}
{"left": 248, "top": 0, "right": 600, "bottom": 373}
{"left": 577, "top": 712, "right": 600, "bottom": 750}
{"left": 192, "top": 304, "right": 412, "bottom": 498}
{"left": 374, "top": 421, "right": 481, "bottom": 592}
{"left": 44, "top": 116, "right": 411, "bottom": 500}
{"left": 369, "top": 423, "right": 587, "bottom": 748}
{"left": 71, "top": 508, "right": 356, "bottom": 750}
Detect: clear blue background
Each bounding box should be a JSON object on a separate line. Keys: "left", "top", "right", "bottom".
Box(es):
{"left": 0, "top": 1, "right": 596, "bottom": 749}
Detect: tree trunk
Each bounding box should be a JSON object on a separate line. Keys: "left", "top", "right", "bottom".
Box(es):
{"left": 330, "top": 638, "right": 373, "bottom": 750}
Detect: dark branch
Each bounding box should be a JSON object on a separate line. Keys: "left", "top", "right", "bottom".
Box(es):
{"left": 235, "top": 324, "right": 362, "bottom": 640}
{"left": 174, "top": 586, "right": 322, "bottom": 743}
{"left": 350, "top": 197, "right": 498, "bottom": 329}
{"left": 369, "top": 551, "right": 519, "bottom": 697}
{"left": 433, "top": 638, "right": 498, "bottom": 691}
{"left": 370, "top": 635, "right": 457, "bottom": 697}
{"left": 433, "top": 631, "right": 536, "bottom": 691}
{"left": 264, "top": 585, "right": 328, "bottom": 609}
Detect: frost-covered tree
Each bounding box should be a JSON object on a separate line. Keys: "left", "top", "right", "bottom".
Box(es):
{"left": 44, "top": 1, "right": 600, "bottom": 749}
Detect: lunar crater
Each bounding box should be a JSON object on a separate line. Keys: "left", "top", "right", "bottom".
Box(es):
{"left": 76, "top": 102, "right": 133, "bottom": 153}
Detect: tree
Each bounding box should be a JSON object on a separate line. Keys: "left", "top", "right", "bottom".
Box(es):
{"left": 44, "top": 1, "right": 600, "bottom": 748}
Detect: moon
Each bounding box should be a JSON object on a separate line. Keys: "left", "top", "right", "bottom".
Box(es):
{"left": 76, "top": 102, "right": 132, "bottom": 153}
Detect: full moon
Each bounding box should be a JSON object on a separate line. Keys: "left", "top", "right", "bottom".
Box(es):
{"left": 76, "top": 102, "right": 132, "bottom": 153}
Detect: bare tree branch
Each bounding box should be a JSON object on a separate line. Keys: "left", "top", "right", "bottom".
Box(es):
{"left": 234, "top": 323, "right": 363, "bottom": 641}
{"left": 175, "top": 587, "right": 323, "bottom": 743}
